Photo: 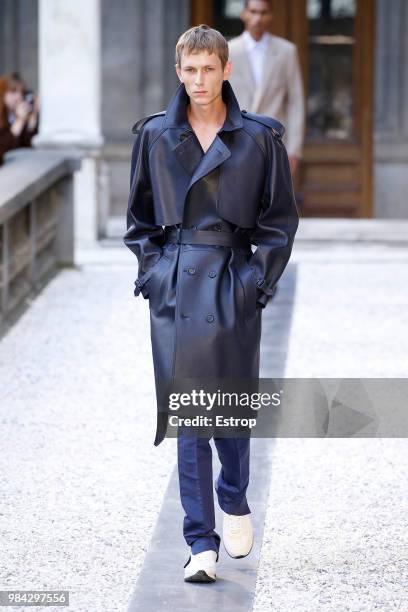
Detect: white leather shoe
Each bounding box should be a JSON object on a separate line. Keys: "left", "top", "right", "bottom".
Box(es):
{"left": 222, "top": 511, "right": 254, "bottom": 558}
{"left": 184, "top": 549, "right": 218, "bottom": 583}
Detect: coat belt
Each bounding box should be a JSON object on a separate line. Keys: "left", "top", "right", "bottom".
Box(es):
{"left": 165, "top": 228, "right": 250, "bottom": 249}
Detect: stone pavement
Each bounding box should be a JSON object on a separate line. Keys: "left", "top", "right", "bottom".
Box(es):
{"left": 0, "top": 235, "right": 407, "bottom": 611}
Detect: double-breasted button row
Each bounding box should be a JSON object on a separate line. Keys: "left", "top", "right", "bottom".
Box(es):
{"left": 180, "top": 312, "right": 215, "bottom": 323}
{"left": 184, "top": 267, "right": 217, "bottom": 278}
{"left": 182, "top": 267, "right": 216, "bottom": 322}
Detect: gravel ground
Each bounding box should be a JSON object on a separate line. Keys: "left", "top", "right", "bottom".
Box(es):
{"left": 253, "top": 242, "right": 408, "bottom": 612}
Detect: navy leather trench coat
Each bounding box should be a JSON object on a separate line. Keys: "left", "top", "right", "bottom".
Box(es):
{"left": 124, "top": 79, "right": 299, "bottom": 446}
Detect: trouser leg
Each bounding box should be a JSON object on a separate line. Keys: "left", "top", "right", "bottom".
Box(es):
{"left": 213, "top": 436, "right": 251, "bottom": 515}
{"left": 177, "top": 431, "right": 221, "bottom": 555}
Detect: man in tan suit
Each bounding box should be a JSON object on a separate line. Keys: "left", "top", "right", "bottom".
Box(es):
{"left": 228, "top": 0, "right": 305, "bottom": 176}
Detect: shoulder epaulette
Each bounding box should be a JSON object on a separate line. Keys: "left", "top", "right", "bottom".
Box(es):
{"left": 131, "top": 111, "right": 166, "bottom": 134}
{"left": 241, "top": 110, "right": 285, "bottom": 139}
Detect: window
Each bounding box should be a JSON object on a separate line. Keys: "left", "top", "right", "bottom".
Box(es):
{"left": 307, "top": 0, "right": 356, "bottom": 140}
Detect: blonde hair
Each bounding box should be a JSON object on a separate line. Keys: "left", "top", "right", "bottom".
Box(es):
{"left": 175, "top": 24, "right": 229, "bottom": 70}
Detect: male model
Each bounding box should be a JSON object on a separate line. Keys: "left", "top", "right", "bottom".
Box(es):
{"left": 124, "top": 24, "right": 299, "bottom": 583}
{"left": 228, "top": 0, "right": 305, "bottom": 177}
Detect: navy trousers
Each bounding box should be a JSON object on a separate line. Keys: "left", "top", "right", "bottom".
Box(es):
{"left": 177, "top": 432, "right": 251, "bottom": 555}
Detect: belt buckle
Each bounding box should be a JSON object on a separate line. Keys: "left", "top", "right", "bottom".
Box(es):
{"left": 167, "top": 226, "right": 181, "bottom": 245}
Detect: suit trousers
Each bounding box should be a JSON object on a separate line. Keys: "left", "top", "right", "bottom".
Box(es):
{"left": 177, "top": 429, "right": 251, "bottom": 555}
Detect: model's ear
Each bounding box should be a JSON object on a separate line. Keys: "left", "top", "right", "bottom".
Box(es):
{"left": 175, "top": 63, "right": 182, "bottom": 82}
{"left": 223, "top": 60, "right": 232, "bottom": 80}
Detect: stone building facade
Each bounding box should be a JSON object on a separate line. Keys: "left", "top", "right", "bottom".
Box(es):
{"left": 0, "top": 0, "right": 406, "bottom": 241}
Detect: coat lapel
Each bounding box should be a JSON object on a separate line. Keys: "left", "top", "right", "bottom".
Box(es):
{"left": 187, "top": 135, "right": 231, "bottom": 191}
{"left": 172, "top": 133, "right": 203, "bottom": 176}
{"left": 252, "top": 34, "right": 279, "bottom": 112}
{"left": 172, "top": 131, "right": 232, "bottom": 196}
{"left": 235, "top": 34, "right": 256, "bottom": 93}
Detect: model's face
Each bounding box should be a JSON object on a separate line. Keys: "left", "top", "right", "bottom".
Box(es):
{"left": 241, "top": 0, "right": 273, "bottom": 39}
{"left": 4, "top": 87, "right": 23, "bottom": 112}
{"left": 176, "top": 49, "right": 231, "bottom": 106}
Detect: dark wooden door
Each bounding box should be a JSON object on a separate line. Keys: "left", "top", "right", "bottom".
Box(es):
{"left": 191, "top": 0, "right": 375, "bottom": 218}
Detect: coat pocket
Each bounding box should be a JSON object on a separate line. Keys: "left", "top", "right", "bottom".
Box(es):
{"left": 234, "top": 257, "right": 258, "bottom": 322}
{"left": 134, "top": 254, "right": 169, "bottom": 299}
{"left": 144, "top": 254, "right": 172, "bottom": 303}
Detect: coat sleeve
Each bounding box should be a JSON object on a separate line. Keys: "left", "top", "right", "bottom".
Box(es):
{"left": 123, "top": 126, "right": 165, "bottom": 298}
{"left": 247, "top": 129, "right": 300, "bottom": 308}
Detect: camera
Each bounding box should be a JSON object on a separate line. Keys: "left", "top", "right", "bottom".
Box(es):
{"left": 24, "top": 90, "right": 35, "bottom": 108}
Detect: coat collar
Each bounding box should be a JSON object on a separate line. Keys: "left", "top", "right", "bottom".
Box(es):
{"left": 242, "top": 30, "right": 270, "bottom": 52}
{"left": 163, "top": 79, "right": 244, "bottom": 132}
{"left": 162, "top": 80, "right": 243, "bottom": 221}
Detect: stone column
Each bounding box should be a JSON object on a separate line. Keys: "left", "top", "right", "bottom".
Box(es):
{"left": 34, "top": 0, "right": 103, "bottom": 245}
{"left": 374, "top": 0, "right": 408, "bottom": 218}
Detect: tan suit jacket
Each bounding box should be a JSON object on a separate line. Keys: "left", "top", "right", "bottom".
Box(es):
{"left": 228, "top": 32, "right": 305, "bottom": 158}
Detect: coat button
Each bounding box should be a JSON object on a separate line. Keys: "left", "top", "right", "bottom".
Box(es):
{"left": 206, "top": 314, "right": 215, "bottom": 323}
{"left": 188, "top": 267, "right": 196, "bottom": 275}
{"left": 208, "top": 270, "right": 216, "bottom": 278}
{"left": 179, "top": 131, "right": 191, "bottom": 141}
